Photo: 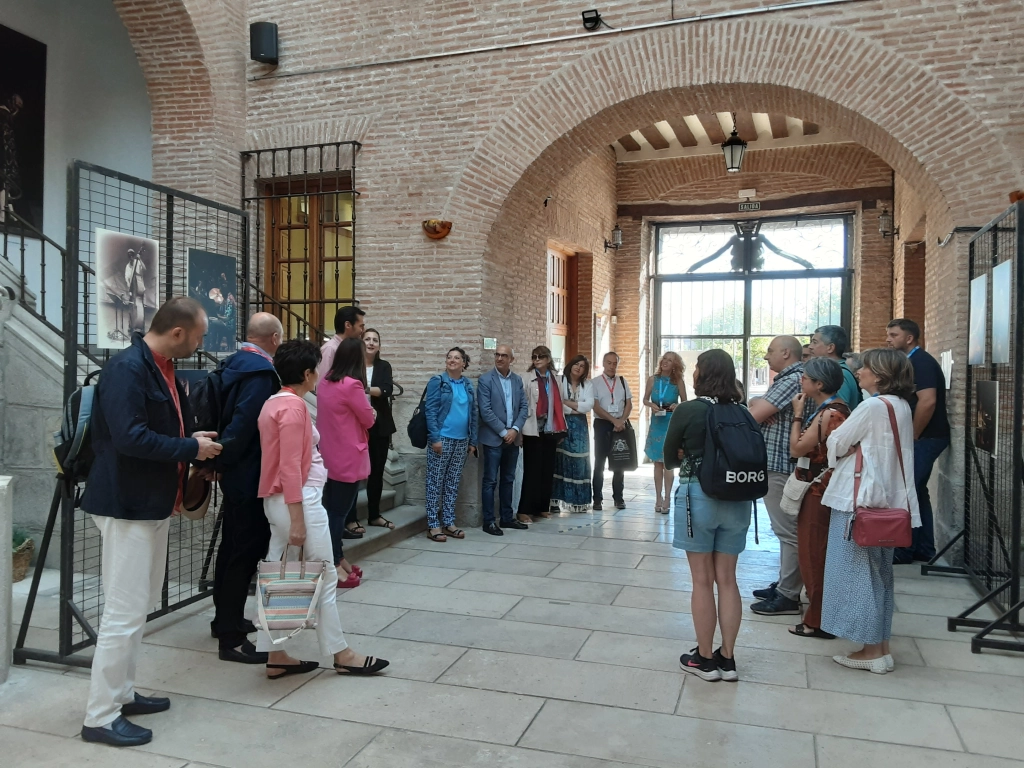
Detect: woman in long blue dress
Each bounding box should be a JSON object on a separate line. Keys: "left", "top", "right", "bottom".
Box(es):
{"left": 552, "top": 355, "right": 594, "bottom": 513}
{"left": 644, "top": 351, "right": 686, "bottom": 514}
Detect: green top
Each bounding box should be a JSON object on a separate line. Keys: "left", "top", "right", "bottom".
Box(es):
{"left": 663, "top": 399, "right": 711, "bottom": 481}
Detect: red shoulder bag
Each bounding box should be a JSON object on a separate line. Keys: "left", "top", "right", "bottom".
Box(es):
{"left": 847, "top": 398, "right": 913, "bottom": 548}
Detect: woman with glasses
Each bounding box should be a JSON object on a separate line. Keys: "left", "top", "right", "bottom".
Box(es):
{"left": 787, "top": 356, "right": 850, "bottom": 640}
{"left": 424, "top": 347, "right": 478, "bottom": 542}
{"left": 517, "top": 345, "right": 568, "bottom": 523}
{"left": 643, "top": 351, "right": 686, "bottom": 514}
{"left": 552, "top": 355, "right": 594, "bottom": 513}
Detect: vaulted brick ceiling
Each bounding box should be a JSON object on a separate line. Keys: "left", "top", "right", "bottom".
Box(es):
{"left": 613, "top": 111, "right": 827, "bottom": 161}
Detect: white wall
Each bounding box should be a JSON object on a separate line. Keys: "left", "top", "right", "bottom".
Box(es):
{"left": 1, "top": 0, "right": 152, "bottom": 324}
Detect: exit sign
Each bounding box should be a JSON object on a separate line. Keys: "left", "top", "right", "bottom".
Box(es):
{"left": 739, "top": 201, "right": 761, "bottom": 212}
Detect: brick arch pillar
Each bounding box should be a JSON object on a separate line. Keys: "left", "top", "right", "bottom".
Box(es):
{"left": 112, "top": 0, "right": 243, "bottom": 205}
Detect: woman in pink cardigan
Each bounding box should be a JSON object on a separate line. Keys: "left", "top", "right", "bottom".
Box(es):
{"left": 256, "top": 339, "right": 388, "bottom": 679}
{"left": 317, "top": 337, "right": 377, "bottom": 573}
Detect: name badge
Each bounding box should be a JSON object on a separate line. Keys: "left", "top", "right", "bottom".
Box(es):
{"left": 796, "top": 456, "right": 811, "bottom": 469}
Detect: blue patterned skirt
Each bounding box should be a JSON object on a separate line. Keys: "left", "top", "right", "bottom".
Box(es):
{"left": 552, "top": 414, "right": 592, "bottom": 512}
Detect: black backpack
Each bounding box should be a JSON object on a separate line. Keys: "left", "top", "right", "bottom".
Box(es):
{"left": 694, "top": 398, "right": 769, "bottom": 501}
{"left": 406, "top": 382, "right": 431, "bottom": 449}
{"left": 53, "top": 370, "right": 101, "bottom": 482}
{"left": 189, "top": 359, "right": 230, "bottom": 434}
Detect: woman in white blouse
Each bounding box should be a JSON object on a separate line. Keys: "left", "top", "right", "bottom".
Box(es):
{"left": 820, "top": 348, "right": 920, "bottom": 674}
{"left": 552, "top": 355, "right": 595, "bottom": 512}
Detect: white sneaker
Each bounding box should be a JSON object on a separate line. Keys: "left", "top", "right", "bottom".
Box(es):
{"left": 832, "top": 654, "right": 888, "bottom": 674}
{"left": 884, "top": 654, "right": 894, "bottom": 672}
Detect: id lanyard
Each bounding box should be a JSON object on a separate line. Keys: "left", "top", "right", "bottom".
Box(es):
{"left": 804, "top": 394, "right": 837, "bottom": 426}
{"left": 656, "top": 377, "right": 667, "bottom": 407}
{"left": 603, "top": 375, "right": 618, "bottom": 414}
{"left": 908, "top": 346, "right": 920, "bottom": 359}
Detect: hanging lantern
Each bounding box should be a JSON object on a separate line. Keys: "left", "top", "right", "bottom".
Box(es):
{"left": 721, "top": 127, "right": 747, "bottom": 174}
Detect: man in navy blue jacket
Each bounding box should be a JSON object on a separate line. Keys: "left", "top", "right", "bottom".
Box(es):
{"left": 210, "top": 312, "right": 282, "bottom": 663}
{"left": 477, "top": 345, "right": 529, "bottom": 535}
{"left": 81, "top": 297, "right": 222, "bottom": 748}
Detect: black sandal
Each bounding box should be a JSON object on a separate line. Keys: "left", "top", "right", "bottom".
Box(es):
{"left": 266, "top": 660, "right": 320, "bottom": 679}
{"left": 443, "top": 527, "right": 465, "bottom": 539}
{"left": 369, "top": 517, "right": 395, "bottom": 530}
{"left": 427, "top": 530, "right": 447, "bottom": 542}
{"left": 334, "top": 656, "right": 390, "bottom": 675}
{"left": 789, "top": 623, "right": 836, "bottom": 639}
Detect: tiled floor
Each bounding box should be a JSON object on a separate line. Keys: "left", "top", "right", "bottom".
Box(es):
{"left": 4, "top": 471, "right": 1024, "bottom": 767}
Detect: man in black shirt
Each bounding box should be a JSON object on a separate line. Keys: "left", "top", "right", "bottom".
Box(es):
{"left": 886, "top": 318, "right": 950, "bottom": 563}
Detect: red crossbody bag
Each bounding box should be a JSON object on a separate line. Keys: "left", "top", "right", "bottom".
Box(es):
{"left": 847, "top": 398, "right": 913, "bottom": 548}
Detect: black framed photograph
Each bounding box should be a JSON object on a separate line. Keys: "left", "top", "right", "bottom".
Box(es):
{"left": 974, "top": 380, "right": 998, "bottom": 457}
{"left": 0, "top": 24, "right": 47, "bottom": 230}
{"left": 187, "top": 248, "right": 238, "bottom": 353}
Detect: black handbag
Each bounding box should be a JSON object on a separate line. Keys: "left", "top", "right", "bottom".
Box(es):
{"left": 406, "top": 384, "right": 430, "bottom": 448}
{"left": 607, "top": 422, "right": 639, "bottom": 472}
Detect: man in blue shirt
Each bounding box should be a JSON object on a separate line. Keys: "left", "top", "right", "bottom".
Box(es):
{"left": 477, "top": 345, "right": 528, "bottom": 535}
{"left": 809, "top": 325, "right": 861, "bottom": 410}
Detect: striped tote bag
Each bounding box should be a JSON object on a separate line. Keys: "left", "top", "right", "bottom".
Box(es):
{"left": 255, "top": 548, "right": 329, "bottom": 644}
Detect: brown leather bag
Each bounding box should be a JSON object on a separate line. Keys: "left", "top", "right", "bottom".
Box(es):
{"left": 848, "top": 398, "right": 912, "bottom": 548}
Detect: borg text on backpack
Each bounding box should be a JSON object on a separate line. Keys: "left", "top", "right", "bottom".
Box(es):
{"left": 682, "top": 397, "right": 768, "bottom": 541}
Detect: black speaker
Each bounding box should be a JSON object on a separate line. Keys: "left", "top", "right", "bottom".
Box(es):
{"left": 250, "top": 22, "right": 278, "bottom": 65}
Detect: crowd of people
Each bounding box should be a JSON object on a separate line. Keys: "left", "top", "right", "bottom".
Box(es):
{"left": 76, "top": 294, "right": 948, "bottom": 745}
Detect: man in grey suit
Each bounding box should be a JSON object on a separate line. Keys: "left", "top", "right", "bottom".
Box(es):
{"left": 477, "top": 345, "right": 529, "bottom": 535}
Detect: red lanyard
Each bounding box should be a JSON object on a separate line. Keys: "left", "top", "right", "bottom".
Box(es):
{"left": 602, "top": 375, "right": 617, "bottom": 399}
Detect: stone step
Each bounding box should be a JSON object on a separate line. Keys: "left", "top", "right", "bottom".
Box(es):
{"left": 343, "top": 503, "right": 427, "bottom": 561}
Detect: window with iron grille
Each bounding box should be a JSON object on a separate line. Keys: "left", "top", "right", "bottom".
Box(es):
{"left": 241, "top": 143, "right": 360, "bottom": 341}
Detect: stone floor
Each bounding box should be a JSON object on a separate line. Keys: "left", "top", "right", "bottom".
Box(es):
{"left": 4, "top": 471, "right": 1024, "bottom": 767}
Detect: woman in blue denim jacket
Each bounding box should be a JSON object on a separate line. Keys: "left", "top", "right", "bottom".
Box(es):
{"left": 424, "top": 347, "right": 478, "bottom": 542}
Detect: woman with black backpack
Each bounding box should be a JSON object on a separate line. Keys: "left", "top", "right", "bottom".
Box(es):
{"left": 663, "top": 349, "right": 752, "bottom": 683}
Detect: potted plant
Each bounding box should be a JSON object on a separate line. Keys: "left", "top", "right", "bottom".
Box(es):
{"left": 12, "top": 527, "right": 34, "bottom": 583}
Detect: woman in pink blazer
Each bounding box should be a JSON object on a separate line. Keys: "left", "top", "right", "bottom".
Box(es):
{"left": 316, "top": 337, "right": 377, "bottom": 570}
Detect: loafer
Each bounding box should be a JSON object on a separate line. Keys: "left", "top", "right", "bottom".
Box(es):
{"left": 884, "top": 654, "right": 894, "bottom": 672}
{"left": 81, "top": 715, "right": 152, "bottom": 747}
{"left": 483, "top": 522, "right": 504, "bottom": 536}
{"left": 500, "top": 519, "right": 529, "bottom": 530}
{"left": 120, "top": 692, "right": 170, "bottom": 717}
{"left": 833, "top": 654, "right": 889, "bottom": 675}
{"left": 219, "top": 639, "right": 269, "bottom": 664}
{"left": 210, "top": 619, "right": 257, "bottom": 639}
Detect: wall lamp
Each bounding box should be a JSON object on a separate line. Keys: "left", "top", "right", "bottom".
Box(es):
{"left": 605, "top": 224, "right": 622, "bottom": 252}
{"left": 582, "top": 10, "right": 603, "bottom": 30}
{"left": 878, "top": 206, "right": 899, "bottom": 239}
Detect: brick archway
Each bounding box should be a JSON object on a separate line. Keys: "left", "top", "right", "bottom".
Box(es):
{"left": 112, "top": 0, "right": 243, "bottom": 204}
{"left": 444, "top": 17, "right": 1018, "bottom": 245}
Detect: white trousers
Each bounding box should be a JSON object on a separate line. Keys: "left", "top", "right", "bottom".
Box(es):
{"left": 84, "top": 515, "right": 169, "bottom": 728}
{"left": 256, "top": 486, "right": 348, "bottom": 656}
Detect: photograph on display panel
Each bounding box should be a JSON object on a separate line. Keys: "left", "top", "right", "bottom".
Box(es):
{"left": 974, "top": 380, "right": 998, "bottom": 457}
{"left": 968, "top": 274, "right": 987, "bottom": 366}
{"left": 95, "top": 228, "right": 159, "bottom": 349}
{"left": 0, "top": 24, "right": 46, "bottom": 230}
{"left": 991, "top": 259, "right": 1012, "bottom": 365}
{"left": 187, "top": 248, "right": 238, "bottom": 353}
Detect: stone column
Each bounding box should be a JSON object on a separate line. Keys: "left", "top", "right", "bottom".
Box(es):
{"left": 383, "top": 449, "right": 408, "bottom": 507}
{"left": 0, "top": 476, "right": 14, "bottom": 684}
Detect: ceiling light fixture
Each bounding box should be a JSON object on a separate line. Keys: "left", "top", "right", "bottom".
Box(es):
{"left": 721, "top": 112, "right": 747, "bottom": 174}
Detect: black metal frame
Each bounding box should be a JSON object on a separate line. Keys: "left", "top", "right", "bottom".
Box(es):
{"left": 928, "top": 203, "right": 1024, "bottom": 653}
{"left": 653, "top": 213, "right": 854, "bottom": 383}
{"left": 15, "top": 161, "right": 247, "bottom": 668}
{"left": 240, "top": 142, "right": 360, "bottom": 341}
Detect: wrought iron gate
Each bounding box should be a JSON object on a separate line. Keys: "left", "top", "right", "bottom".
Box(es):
{"left": 15, "top": 161, "right": 247, "bottom": 667}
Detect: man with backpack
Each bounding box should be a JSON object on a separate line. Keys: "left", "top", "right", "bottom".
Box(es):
{"left": 206, "top": 313, "right": 283, "bottom": 664}
{"left": 747, "top": 335, "right": 805, "bottom": 616}
{"left": 80, "top": 297, "right": 222, "bottom": 748}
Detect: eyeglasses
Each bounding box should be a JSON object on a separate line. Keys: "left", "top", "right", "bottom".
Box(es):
{"left": 531, "top": 354, "right": 549, "bottom": 360}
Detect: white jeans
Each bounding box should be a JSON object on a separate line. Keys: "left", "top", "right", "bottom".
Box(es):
{"left": 84, "top": 515, "right": 170, "bottom": 728}
{"left": 256, "top": 486, "right": 348, "bottom": 656}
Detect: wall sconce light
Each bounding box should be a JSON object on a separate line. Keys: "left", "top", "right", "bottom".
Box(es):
{"left": 582, "top": 10, "right": 603, "bottom": 30}
{"left": 721, "top": 113, "right": 747, "bottom": 174}
{"left": 878, "top": 206, "right": 899, "bottom": 239}
{"left": 604, "top": 224, "right": 622, "bottom": 252}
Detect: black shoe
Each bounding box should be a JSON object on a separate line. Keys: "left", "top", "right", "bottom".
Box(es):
{"left": 892, "top": 549, "right": 914, "bottom": 565}
{"left": 713, "top": 648, "right": 738, "bottom": 682}
{"left": 614, "top": 500, "right": 627, "bottom": 510}
{"left": 210, "top": 619, "right": 257, "bottom": 639}
{"left": 342, "top": 528, "right": 364, "bottom": 539}
{"left": 750, "top": 593, "right": 802, "bottom": 615}
{"left": 81, "top": 715, "right": 152, "bottom": 747}
{"left": 483, "top": 522, "right": 504, "bottom": 536}
{"left": 500, "top": 519, "right": 529, "bottom": 530}
{"left": 120, "top": 692, "right": 170, "bottom": 717}
{"left": 752, "top": 581, "right": 778, "bottom": 600}
{"left": 679, "top": 648, "right": 721, "bottom": 682}
{"left": 219, "top": 639, "right": 269, "bottom": 664}
{"left": 592, "top": 502, "right": 603, "bottom": 511}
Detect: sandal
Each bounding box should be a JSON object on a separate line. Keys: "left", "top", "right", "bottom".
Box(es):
{"left": 342, "top": 528, "right": 364, "bottom": 540}
{"left": 338, "top": 573, "right": 361, "bottom": 589}
{"left": 346, "top": 523, "right": 366, "bottom": 534}
{"left": 427, "top": 530, "right": 448, "bottom": 542}
{"left": 789, "top": 623, "right": 836, "bottom": 639}
{"left": 443, "top": 527, "right": 466, "bottom": 539}
{"left": 334, "top": 656, "right": 390, "bottom": 675}
{"left": 266, "top": 660, "right": 320, "bottom": 679}
{"left": 369, "top": 517, "right": 395, "bottom": 530}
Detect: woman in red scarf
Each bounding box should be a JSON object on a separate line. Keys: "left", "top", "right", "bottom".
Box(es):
{"left": 516, "top": 345, "right": 567, "bottom": 523}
